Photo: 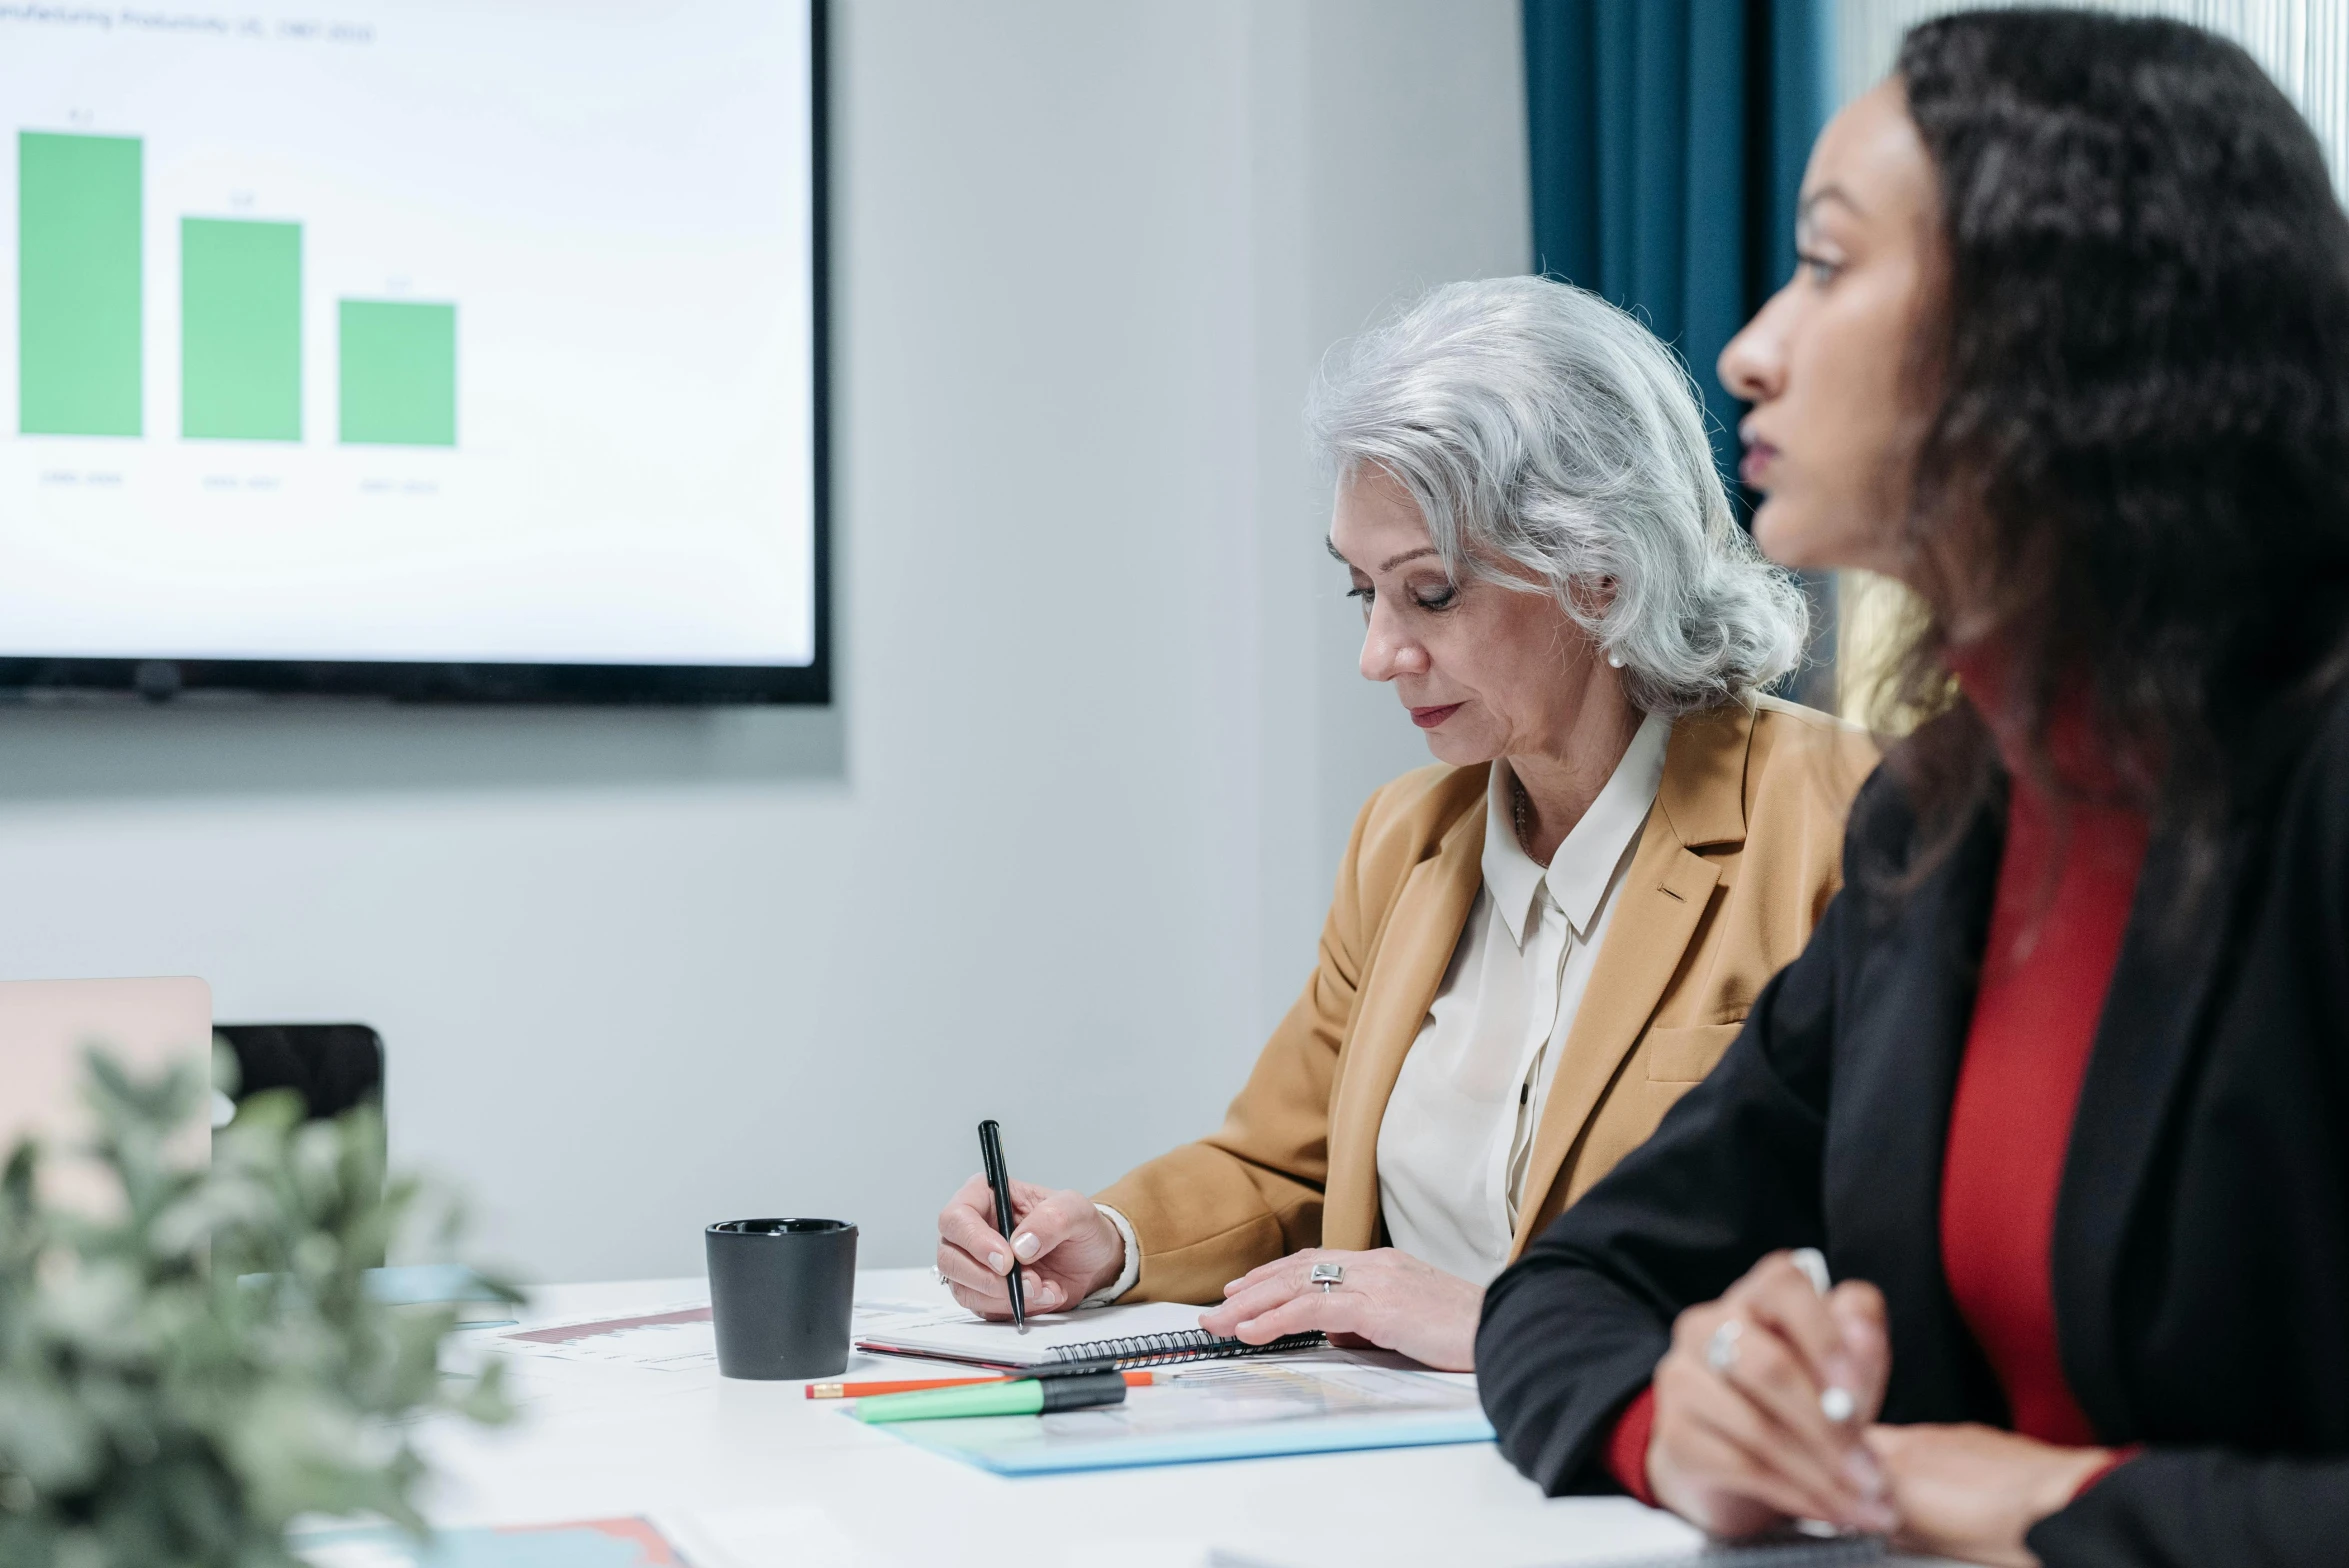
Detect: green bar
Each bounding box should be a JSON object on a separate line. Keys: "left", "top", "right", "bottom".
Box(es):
{"left": 182, "top": 218, "right": 302, "bottom": 441}
{"left": 339, "top": 299, "right": 456, "bottom": 447}
{"left": 18, "top": 131, "right": 143, "bottom": 437}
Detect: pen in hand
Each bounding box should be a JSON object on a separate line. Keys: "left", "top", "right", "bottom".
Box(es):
{"left": 978, "top": 1119, "right": 1026, "bottom": 1330}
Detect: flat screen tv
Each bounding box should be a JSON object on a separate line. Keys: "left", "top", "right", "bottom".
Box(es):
{"left": 0, "top": 0, "right": 828, "bottom": 703}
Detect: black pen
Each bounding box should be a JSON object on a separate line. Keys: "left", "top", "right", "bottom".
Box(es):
{"left": 977, "top": 1119, "right": 1026, "bottom": 1330}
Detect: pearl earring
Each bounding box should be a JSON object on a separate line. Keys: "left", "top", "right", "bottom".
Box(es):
{"left": 1606, "top": 653, "right": 1624, "bottom": 669}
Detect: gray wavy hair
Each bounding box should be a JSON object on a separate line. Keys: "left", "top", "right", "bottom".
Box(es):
{"left": 1305, "top": 275, "right": 1808, "bottom": 717}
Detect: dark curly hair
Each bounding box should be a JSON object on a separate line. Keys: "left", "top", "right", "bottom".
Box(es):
{"left": 1881, "top": 8, "right": 2349, "bottom": 882}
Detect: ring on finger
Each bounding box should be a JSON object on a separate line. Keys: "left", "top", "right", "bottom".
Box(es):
{"left": 1705, "top": 1317, "right": 1744, "bottom": 1374}
{"left": 1309, "top": 1261, "right": 1345, "bottom": 1294}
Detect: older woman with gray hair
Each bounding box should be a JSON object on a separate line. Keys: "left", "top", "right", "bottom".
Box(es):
{"left": 934, "top": 276, "right": 1874, "bottom": 1369}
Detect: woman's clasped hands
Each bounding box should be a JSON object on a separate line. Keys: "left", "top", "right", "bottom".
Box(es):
{"left": 1652, "top": 1252, "right": 2119, "bottom": 1566}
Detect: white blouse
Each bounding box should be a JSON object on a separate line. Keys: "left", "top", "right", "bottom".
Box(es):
{"left": 1088, "top": 714, "right": 1670, "bottom": 1304}
{"left": 1374, "top": 713, "right": 1670, "bottom": 1285}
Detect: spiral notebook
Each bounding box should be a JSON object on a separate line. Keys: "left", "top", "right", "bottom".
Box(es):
{"left": 854, "top": 1297, "right": 1326, "bottom": 1370}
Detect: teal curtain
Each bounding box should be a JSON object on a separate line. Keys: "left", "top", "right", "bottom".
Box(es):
{"left": 1523, "top": 0, "right": 1833, "bottom": 480}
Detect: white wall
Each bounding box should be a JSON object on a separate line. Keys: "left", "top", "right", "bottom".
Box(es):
{"left": 0, "top": 0, "right": 1528, "bottom": 1283}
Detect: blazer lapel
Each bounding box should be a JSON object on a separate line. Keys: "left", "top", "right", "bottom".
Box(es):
{"left": 2055, "top": 813, "right": 2252, "bottom": 1439}
{"left": 1319, "top": 808, "right": 1484, "bottom": 1250}
{"left": 1507, "top": 706, "right": 1753, "bottom": 1260}
{"left": 1825, "top": 797, "right": 2004, "bottom": 1423}
{"left": 1507, "top": 835, "right": 1720, "bottom": 1257}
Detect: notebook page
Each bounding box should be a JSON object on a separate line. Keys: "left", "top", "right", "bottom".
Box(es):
{"left": 854, "top": 1297, "right": 1216, "bottom": 1367}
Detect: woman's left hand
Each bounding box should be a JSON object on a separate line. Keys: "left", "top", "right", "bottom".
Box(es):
{"left": 1865, "top": 1423, "right": 2117, "bottom": 1567}
{"left": 1194, "top": 1247, "right": 1481, "bottom": 1371}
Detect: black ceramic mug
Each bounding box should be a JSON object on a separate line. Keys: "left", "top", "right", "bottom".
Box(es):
{"left": 704, "top": 1217, "right": 858, "bottom": 1380}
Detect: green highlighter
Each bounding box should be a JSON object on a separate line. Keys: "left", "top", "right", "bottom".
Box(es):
{"left": 854, "top": 1370, "right": 1129, "bottom": 1423}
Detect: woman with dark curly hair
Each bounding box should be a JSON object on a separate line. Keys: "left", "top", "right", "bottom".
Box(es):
{"left": 1475, "top": 9, "right": 2349, "bottom": 1565}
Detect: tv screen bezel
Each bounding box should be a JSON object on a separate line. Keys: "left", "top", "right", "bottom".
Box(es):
{"left": 0, "top": 0, "right": 832, "bottom": 708}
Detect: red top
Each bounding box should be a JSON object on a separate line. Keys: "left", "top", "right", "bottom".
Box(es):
{"left": 1938, "top": 693, "right": 2148, "bottom": 1443}
{"left": 1602, "top": 670, "right": 2146, "bottom": 1499}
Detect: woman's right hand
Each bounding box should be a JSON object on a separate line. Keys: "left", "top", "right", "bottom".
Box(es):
{"left": 934, "top": 1174, "right": 1126, "bottom": 1318}
{"left": 1646, "top": 1250, "right": 1898, "bottom": 1539}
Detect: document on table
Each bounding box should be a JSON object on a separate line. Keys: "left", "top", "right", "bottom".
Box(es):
{"left": 493, "top": 1303, "right": 720, "bottom": 1372}
{"left": 492, "top": 1298, "right": 942, "bottom": 1374}
{"left": 296, "top": 1515, "right": 689, "bottom": 1566}
{"left": 865, "top": 1351, "right": 1496, "bottom": 1474}
{"left": 1586, "top": 1540, "right": 1889, "bottom": 1567}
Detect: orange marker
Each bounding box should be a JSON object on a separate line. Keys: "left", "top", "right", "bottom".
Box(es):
{"left": 805, "top": 1370, "right": 1161, "bottom": 1400}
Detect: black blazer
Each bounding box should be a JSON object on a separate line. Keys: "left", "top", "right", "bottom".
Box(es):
{"left": 1476, "top": 687, "right": 2349, "bottom": 1568}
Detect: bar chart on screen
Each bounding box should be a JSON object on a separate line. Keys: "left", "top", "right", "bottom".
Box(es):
{"left": 17, "top": 126, "right": 459, "bottom": 449}
{"left": 0, "top": 1, "right": 818, "bottom": 669}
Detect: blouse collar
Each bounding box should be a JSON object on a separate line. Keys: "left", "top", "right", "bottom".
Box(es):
{"left": 1482, "top": 711, "right": 1672, "bottom": 950}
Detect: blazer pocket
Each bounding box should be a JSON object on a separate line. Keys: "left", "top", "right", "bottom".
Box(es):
{"left": 1643, "top": 1022, "right": 1747, "bottom": 1084}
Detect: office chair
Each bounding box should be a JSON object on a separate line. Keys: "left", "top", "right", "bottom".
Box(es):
{"left": 215, "top": 1022, "right": 388, "bottom": 1266}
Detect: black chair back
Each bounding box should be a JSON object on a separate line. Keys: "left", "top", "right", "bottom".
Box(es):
{"left": 215, "top": 1023, "right": 384, "bottom": 1122}
{"left": 215, "top": 1023, "right": 388, "bottom": 1265}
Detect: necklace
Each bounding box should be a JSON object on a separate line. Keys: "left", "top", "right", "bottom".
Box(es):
{"left": 1512, "top": 780, "right": 1535, "bottom": 854}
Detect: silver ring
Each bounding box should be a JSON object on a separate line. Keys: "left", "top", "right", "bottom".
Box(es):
{"left": 1309, "top": 1261, "right": 1345, "bottom": 1294}
{"left": 1706, "top": 1318, "right": 1743, "bottom": 1374}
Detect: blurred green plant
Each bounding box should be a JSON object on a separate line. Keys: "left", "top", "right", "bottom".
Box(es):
{"left": 0, "top": 1047, "right": 517, "bottom": 1567}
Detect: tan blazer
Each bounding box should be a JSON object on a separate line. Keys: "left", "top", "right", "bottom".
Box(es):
{"left": 1096, "top": 695, "right": 1877, "bottom": 1304}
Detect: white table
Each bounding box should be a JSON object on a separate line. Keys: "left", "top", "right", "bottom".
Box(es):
{"left": 417, "top": 1269, "right": 1915, "bottom": 1568}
